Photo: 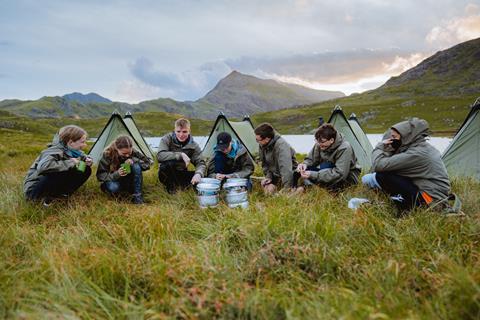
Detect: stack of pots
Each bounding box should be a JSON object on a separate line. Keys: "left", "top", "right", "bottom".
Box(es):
{"left": 196, "top": 178, "right": 221, "bottom": 208}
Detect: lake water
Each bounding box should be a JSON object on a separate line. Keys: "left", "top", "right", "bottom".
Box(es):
{"left": 145, "top": 134, "right": 452, "bottom": 154}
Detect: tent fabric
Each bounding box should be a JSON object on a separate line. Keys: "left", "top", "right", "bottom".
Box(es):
{"left": 348, "top": 113, "right": 374, "bottom": 159}
{"left": 327, "top": 106, "right": 372, "bottom": 171}
{"left": 442, "top": 100, "right": 480, "bottom": 180}
{"left": 123, "top": 113, "right": 154, "bottom": 159}
{"left": 202, "top": 114, "right": 257, "bottom": 160}
{"left": 88, "top": 112, "right": 153, "bottom": 164}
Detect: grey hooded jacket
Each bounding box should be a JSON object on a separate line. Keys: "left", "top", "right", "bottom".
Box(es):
{"left": 24, "top": 142, "right": 80, "bottom": 195}
{"left": 371, "top": 118, "right": 451, "bottom": 201}
{"left": 259, "top": 133, "right": 298, "bottom": 188}
{"left": 206, "top": 143, "right": 254, "bottom": 179}
{"left": 303, "top": 132, "right": 361, "bottom": 186}
{"left": 156, "top": 132, "right": 206, "bottom": 176}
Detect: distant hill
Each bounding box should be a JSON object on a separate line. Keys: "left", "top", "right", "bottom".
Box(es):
{"left": 196, "top": 71, "right": 345, "bottom": 118}
{"left": 63, "top": 92, "right": 112, "bottom": 104}
{"left": 0, "top": 72, "right": 344, "bottom": 120}
{"left": 252, "top": 37, "right": 480, "bottom": 134}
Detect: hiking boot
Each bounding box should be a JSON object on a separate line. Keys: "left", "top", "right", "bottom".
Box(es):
{"left": 42, "top": 198, "right": 53, "bottom": 207}
{"left": 132, "top": 195, "right": 145, "bottom": 205}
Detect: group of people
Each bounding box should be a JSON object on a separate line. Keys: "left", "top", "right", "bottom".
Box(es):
{"left": 23, "top": 116, "right": 452, "bottom": 213}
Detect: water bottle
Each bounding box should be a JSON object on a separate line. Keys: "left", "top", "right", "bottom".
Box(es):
{"left": 348, "top": 198, "right": 369, "bottom": 210}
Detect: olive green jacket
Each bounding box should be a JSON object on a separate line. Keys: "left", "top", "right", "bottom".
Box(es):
{"left": 96, "top": 149, "right": 152, "bottom": 182}
{"left": 303, "top": 132, "right": 361, "bottom": 186}
{"left": 259, "top": 134, "right": 298, "bottom": 188}
{"left": 156, "top": 133, "right": 206, "bottom": 176}
{"left": 371, "top": 118, "right": 451, "bottom": 201}
{"left": 206, "top": 144, "right": 254, "bottom": 179}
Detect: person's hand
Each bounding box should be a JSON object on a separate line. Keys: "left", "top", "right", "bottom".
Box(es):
{"left": 180, "top": 153, "right": 190, "bottom": 167}
{"left": 85, "top": 156, "right": 93, "bottom": 167}
{"left": 72, "top": 158, "right": 80, "bottom": 165}
{"left": 382, "top": 138, "right": 393, "bottom": 145}
{"left": 300, "top": 170, "right": 311, "bottom": 179}
{"left": 261, "top": 178, "right": 272, "bottom": 187}
{"left": 191, "top": 173, "right": 202, "bottom": 184}
{"left": 297, "top": 163, "right": 307, "bottom": 172}
{"left": 125, "top": 158, "right": 134, "bottom": 165}
{"left": 118, "top": 167, "right": 128, "bottom": 177}
{"left": 216, "top": 173, "right": 227, "bottom": 180}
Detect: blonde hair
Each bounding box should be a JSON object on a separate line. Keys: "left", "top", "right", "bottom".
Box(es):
{"left": 175, "top": 118, "right": 190, "bottom": 129}
{"left": 104, "top": 135, "right": 133, "bottom": 171}
{"left": 59, "top": 125, "right": 87, "bottom": 144}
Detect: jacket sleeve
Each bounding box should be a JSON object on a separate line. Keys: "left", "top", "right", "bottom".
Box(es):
{"left": 132, "top": 150, "right": 152, "bottom": 171}
{"left": 310, "top": 147, "right": 351, "bottom": 184}
{"left": 191, "top": 145, "right": 206, "bottom": 177}
{"left": 276, "top": 143, "right": 295, "bottom": 188}
{"left": 206, "top": 157, "right": 216, "bottom": 178}
{"left": 260, "top": 148, "right": 272, "bottom": 180}
{"left": 156, "top": 136, "right": 182, "bottom": 162}
{"left": 232, "top": 153, "right": 255, "bottom": 178}
{"left": 96, "top": 155, "right": 121, "bottom": 182}
{"left": 371, "top": 143, "right": 424, "bottom": 172}
{"left": 37, "top": 151, "right": 76, "bottom": 175}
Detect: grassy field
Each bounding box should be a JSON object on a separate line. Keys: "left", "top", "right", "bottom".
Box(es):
{"left": 0, "top": 129, "right": 479, "bottom": 319}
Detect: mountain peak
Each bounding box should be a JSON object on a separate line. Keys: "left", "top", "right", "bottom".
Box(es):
{"left": 63, "top": 92, "right": 112, "bottom": 104}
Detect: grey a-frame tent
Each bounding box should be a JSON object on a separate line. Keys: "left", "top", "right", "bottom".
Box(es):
{"left": 88, "top": 112, "right": 153, "bottom": 164}
{"left": 327, "top": 106, "right": 372, "bottom": 170}
{"left": 442, "top": 98, "right": 480, "bottom": 180}
{"left": 202, "top": 114, "right": 257, "bottom": 160}
{"left": 348, "top": 113, "right": 374, "bottom": 159}
{"left": 123, "top": 112, "right": 154, "bottom": 159}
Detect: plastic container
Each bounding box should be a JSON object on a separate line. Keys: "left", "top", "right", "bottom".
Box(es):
{"left": 196, "top": 183, "right": 220, "bottom": 208}
{"left": 347, "top": 198, "right": 370, "bottom": 210}
{"left": 199, "top": 178, "right": 221, "bottom": 186}
{"left": 223, "top": 178, "right": 249, "bottom": 208}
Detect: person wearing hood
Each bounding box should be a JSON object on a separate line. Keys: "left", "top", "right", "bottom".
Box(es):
{"left": 362, "top": 118, "right": 451, "bottom": 211}
{"left": 255, "top": 123, "right": 299, "bottom": 194}
{"left": 297, "top": 124, "right": 361, "bottom": 191}
{"left": 205, "top": 132, "right": 255, "bottom": 186}
{"left": 23, "top": 125, "right": 93, "bottom": 205}
{"left": 157, "top": 118, "right": 206, "bottom": 193}
{"left": 96, "top": 135, "right": 152, "bottom": 204}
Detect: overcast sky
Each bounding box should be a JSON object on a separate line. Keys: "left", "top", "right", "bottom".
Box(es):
{"left": 1, "top": 0, "right": 479, "bottom": 102}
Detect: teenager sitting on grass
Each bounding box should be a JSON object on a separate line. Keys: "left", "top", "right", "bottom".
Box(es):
{"left": 255, "top": 123, "right": 299, "bottom": 194}
{"left": 205, "top": 132, "right": 254, "bottom": 189}
{"left": 156, "top": 118, "right": 205, "bottom": 194}
{"left": 23, "top": 125, "right": 92, "bottom": 206}
{"left": 96, "top": 135, "right": 152, "bottom": 205}
{"left": 362, "top": 118, "right": 451, "bottom": 212}
{"left": 297, "top": 123, "right": 361, "bottom": 192}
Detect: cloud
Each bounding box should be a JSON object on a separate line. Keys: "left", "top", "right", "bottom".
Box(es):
{"left": 127, "top": 58, "right": 232, "bottom": 101}
{"left": 426, "top": 3, "right": 480, "bottom": 49}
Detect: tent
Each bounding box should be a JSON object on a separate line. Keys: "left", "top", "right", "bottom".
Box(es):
{"left": 327, "top": 106, "right": 372, "bottom": 170}
{"left": 88, "top": 112, "right": 154, "bottom": 164}
{"left": 442, "top": 98, "right": 480, "bottom": 180}
{"left": 202, "top": 114, "right": 257, "bottom": 160}
{"left": 348, "top": 113, "right": 374, "bottom": 159}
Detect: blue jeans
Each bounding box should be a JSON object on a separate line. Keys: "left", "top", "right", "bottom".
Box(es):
{"left": 25, "top": 167, "right": 91, "bottom": 200}
{"left": 101, "top": 163, "right": 143, "bottom": 196}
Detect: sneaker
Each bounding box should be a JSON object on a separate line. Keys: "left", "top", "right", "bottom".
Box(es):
{"left": 132, "top": 195, "right": 145, "bottom": 205}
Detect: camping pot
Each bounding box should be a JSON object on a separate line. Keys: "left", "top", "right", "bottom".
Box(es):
{"left": 199, "top": 178, "right": 222, "bottom": 186}
{"left": 223, "top": 178, "right": 249, "bottom": 208}
{"left": 196, "top": 183, "right": 220, "bottom": 208}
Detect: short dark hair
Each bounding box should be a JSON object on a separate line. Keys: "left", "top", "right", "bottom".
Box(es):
{"left": 315, "top": 124, "right": 337, "bottom": 141}
{"left": 254, "top": 123, "right": 275, "bottom": 139}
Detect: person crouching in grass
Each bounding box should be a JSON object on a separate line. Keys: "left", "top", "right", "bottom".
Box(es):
{"left": 296, "top": 124, "right": 361, "bottom": 193}
{"left": 23, "top": 125, "right": 93, "bottom": 206}
{"left": 255, "top": 123, "right": 299, "bottom": 195}
{"left": 96, "top": 135, "right": 152, "bottom": 204}
{"left": 205, "top": 132, "right": 255, "bottom": 189}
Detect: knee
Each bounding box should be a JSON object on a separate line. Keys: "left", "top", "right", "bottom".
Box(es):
{"left": 263, "top": 183, "right": 277, "bottom": 195}
{"left": 103, "top": 181, "right": 121, "bottom": 194}
{"left": 131, "top": 163, "right": 142, "bottom": 174}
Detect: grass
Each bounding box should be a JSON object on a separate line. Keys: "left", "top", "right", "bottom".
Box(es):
{"left": 1, "top": 130, "right": 479, "bottom": 319}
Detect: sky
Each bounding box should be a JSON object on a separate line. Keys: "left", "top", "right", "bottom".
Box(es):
{"left": 1, "top": 0, "right": 479, "bottom": 103}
